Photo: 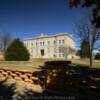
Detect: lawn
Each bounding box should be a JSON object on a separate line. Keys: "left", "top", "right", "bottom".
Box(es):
{"left": 0, "top": 58, "right": 46, "bottom": 72}
{"left": 72, "top": 59, "right": 100, "bottom": 68}
{"left": 0, "top": 58, "right": 100, "bottom": 71}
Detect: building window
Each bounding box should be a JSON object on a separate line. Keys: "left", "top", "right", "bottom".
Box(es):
{"left": 40, "top": 42, "right": 42, "bottom": 46}
{"left": 48, "top": 41, "right": 50, "bottom": 45}
{"left": 59, "top": 40, "right": 61, "bottom": 44}
{"left": 43, "top": 42, "right": 45, "bottom": 45}
{"left": 36, "top": 42, "right": 38, "bottom": 46}
{"left": 54, "top": 40, "right": 56, "bottom": 44}
{"left": 61, "top": 47, "right": 65, "bottom": 53}
{"left": 62, "top": 39, "right": 64, "bottom": 44}
{"left": 59, "top": 48, "right": 62, "bottom": 53}
{"left": 40, "top": 49, "right": 44, "bottom": 56}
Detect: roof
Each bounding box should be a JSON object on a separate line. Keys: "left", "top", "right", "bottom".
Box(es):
{"left": 23, "top": 32, "right": 75, "bottom": 41}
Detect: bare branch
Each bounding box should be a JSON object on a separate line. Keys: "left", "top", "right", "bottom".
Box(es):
{"left": 0, "top": 32, "right": 12, "bottom": 51}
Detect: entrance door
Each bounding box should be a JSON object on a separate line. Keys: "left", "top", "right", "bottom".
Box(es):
{"left": 41, "top": 49, "right": 44, "bottom": 56}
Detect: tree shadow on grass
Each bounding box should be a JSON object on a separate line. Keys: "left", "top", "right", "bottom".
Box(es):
{"left": 0, "top": 78, "right": 16, "bottom": 100}
{"left": 0, "top": 64, "right": 100, "bottom": 100}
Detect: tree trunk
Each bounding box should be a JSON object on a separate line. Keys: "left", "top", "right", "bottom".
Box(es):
{"left": 89, "top": 50, "right": 93, "bottom": 67}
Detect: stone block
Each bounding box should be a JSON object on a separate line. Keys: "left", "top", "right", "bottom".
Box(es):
{"left": 15, "top": 76, "right": 23, "bottom": 81}
{"left": 11, "top": 73, "right": 17, "bottom": 79}
{"left": 20, "top": 74, "right": 28, "bottom": 79}
{"left": 7, "top": 71, "right": 12, "bottom": 75}
{"left": 0, "top": 70, "right": 3, "bottom": 73}
{"left": 30, "top": 76, "right": 38, "bottom": 81}
{"left": 24, "top": 78, "right": 33, "bottom": 83}
{"left": 2, "top": 72, "right": 8, "bottom": 76}
{"left": 7, "top": 75, "right": 13, "bottom": 79}
{"left": 15, "top": 72, "right": 21, "bottom": 76}
{"left": 26, "top": 73, "right": 32, "bottom": 79}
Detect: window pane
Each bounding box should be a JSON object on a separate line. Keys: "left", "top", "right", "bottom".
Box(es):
{"left": 54, "top": 40, "right": 56, "bottom": 44}
{"left": 62, "top": 39, "right": 64, "bottom": 44}
{"left": 59, "top": 40, "right": 61, "bottom": 44}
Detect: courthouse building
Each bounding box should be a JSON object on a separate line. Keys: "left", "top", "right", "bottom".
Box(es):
{"left": 23, "top": 33, "right": 76, "bottom": 59}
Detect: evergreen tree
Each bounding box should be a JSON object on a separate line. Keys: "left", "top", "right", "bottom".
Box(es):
{"left": 76, "top": 49, "right": 81, "bottom": 56}
{"left": 80, "top": 39, "right": 90, "bottom": 58}
{"left": 95, "top": 53, "right": 100, "bottom": 60}
{"left": 4, "top": 38, "right": 30, "bottom": 61}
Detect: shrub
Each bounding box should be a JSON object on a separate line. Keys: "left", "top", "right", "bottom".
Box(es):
{"left": 95, "top": 53, "right": 100, "bottom": 60}
{"left": 4, "top": 38, "right": 30, "bottom": 61}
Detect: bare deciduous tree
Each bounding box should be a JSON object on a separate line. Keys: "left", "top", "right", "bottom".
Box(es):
{"left": 69, "top": 0, "right": 100, "bottom": 28}
{"left": 74, "top": 17, "right": 100, "bottom": 67}
{"left": 0, "top": 32, "right": 12, "bottom": 52}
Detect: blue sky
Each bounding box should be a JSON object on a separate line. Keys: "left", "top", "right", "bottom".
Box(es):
{"left": 0, "top": 0, "right": 86, "bottom": 48}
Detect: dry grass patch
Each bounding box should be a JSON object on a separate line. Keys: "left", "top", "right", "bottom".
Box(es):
{"left": 72, "top": 59, "right": 100, "bottom": 68}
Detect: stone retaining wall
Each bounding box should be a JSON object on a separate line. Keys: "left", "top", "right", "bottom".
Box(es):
{"left": 0, "top": 68, "right": 40, "bottom": 84}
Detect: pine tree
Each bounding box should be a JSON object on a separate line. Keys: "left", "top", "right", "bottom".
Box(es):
{"left": 4, "top": 38, "right": 30, "bottom": 61}
{"left": 95, "top": 53, "right": 100, "bottom": 60}
{"left": 80, "top": 39, "right": 90, "bottom": 58}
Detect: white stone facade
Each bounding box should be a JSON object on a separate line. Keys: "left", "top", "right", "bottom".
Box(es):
{"left": 23, "top": 33, "right": 76, "bottom": 60}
